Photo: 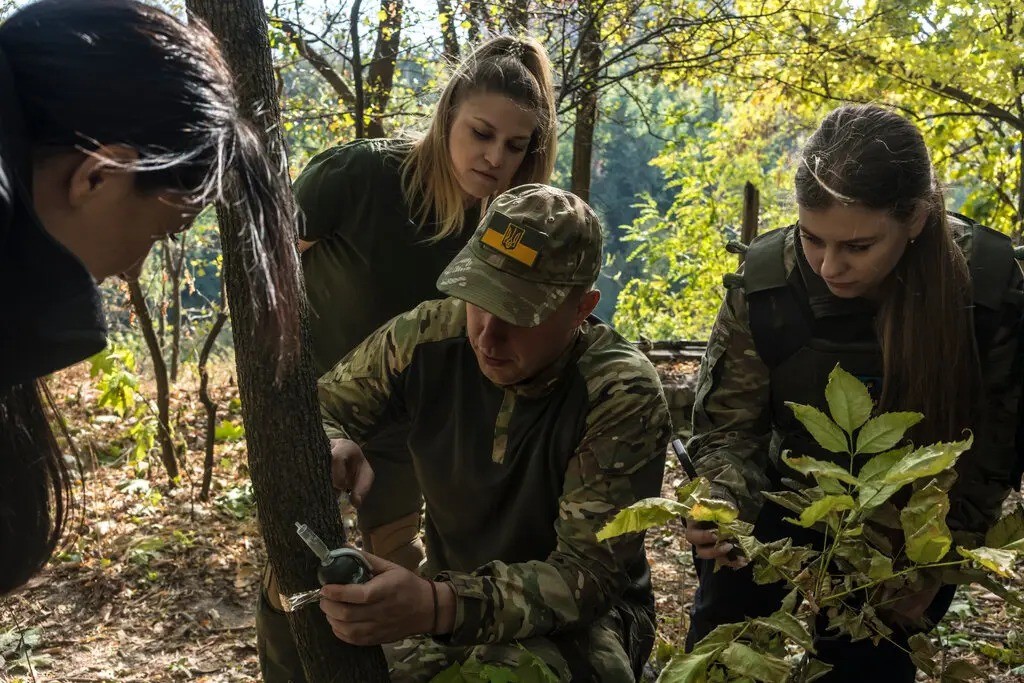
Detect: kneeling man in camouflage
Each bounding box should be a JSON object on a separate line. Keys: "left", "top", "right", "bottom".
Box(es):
{"left": 317, "top": 184, "right": 670, "bottom": 682}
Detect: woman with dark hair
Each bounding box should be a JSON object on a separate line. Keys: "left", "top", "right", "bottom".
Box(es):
{"left": 684, "top": 104, "right": 1023, "bottom": 680}
{"left": 0, "top": 0, "right": 301, "bottom": 595}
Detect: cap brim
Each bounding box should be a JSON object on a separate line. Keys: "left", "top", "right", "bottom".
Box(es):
{"left": 437, "top": 251, "right": 572, "bottom": 328}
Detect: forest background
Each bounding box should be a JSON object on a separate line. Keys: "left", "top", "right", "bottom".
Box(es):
{"left": 2, "top": 0, "right": 1024, "bottom": 681}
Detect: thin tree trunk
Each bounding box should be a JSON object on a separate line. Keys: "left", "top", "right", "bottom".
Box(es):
{"left": 184, "top": 2, "right": 389, "bottom": 680}
{"left": 350, "top": 0, "right": 366, "bottom": 138}
{"left": 741, "top": 181, "right": 760, "bottom": 245}
{"left": 1017, "top": 131, "right": 1023, "bottom": 242}
{"left": 158, "top": 242, "right": 169, "bottom": 342}
{"left": 127, "top": 280, "right": 179, "bottom": 483}
{"left": 199, "top": 283, "right": 228, "bottom": 502}
{"left": 437, "top": 0, "right": 460, "bottom": 62}
{"left": 570, "top": 4, "right": 601, "bottom": 203}
{"left": 505, "top": 0, "right": 528, "bottom": 33}
{"left": 365, "top": 0, "right": 403, "bottom": 139}
{"left": 169, "top": 233, "right": 187, "bottom": 383}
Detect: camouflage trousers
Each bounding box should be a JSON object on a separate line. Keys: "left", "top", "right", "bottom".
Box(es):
{"left": 385, "top": 610, "right": 638, "bottom": 683}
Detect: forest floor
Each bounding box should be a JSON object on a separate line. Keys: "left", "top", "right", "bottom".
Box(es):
{"left": 2, "top": 362, "right": 1023, "bottom": 682}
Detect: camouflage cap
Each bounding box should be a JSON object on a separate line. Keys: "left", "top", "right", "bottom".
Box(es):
{"left": 437, "top": 184, "right": 603, "bottom": 327}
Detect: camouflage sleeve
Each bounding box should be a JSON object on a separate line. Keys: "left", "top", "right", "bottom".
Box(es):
{"left": 686, "top": 286, "right": 773, "bottom": 521}
{"left": 949, "top": 267, "right": 1024, "bottom": 544}
{"left": 436, "top": 358, "right": 671, "bottom": 645}
{"left": 318, "top": 299, "right": 464, "bottom": 443}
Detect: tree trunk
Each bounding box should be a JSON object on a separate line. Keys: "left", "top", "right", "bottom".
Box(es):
{"left": 127, "top": 280, "right": 179, "bottom": 483}
{"left": 169, "top": 233, "right": 187, "bottom": 383}
{"left": 570, "top": 4, "right": 601, "bottom": 203}
{"left": 505, "top": 0, "right": 529, "bottom": 33}
{"left": 366, "top": 0, "right": 404, "bottom": 139}
{"left": 198, "top": 292, "right": 228, "bottom": 502}
{"left": 436, "top": 0, "right": 460, "bottom": 62}
{"left": 350, "top": 0, "right": 366, "bottom": 138}
{"left": 184, "top": 2, "right": 390, "bottom": 680}
{"left": 1016, "top": 131, "right": 1023, "bottom": 242}
{"left": 741, "top": 181, "right": 760, "bottom": 244}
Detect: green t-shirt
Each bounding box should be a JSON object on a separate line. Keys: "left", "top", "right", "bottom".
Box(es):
{"left": 296, "top": 138, "right": 479, "bottom": 376}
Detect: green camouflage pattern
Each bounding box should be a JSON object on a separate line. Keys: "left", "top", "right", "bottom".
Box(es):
{"left": 318, "top": 296, "right": 670, "bottom": 675}
{"left": 437, "top": 184, "right": 604, "bottom": 327}
{"left": 688, "top": 227, "right": 1023, "bottom": 538}
{"left": 384, "top": 610, "right": 634, "bottom": 682}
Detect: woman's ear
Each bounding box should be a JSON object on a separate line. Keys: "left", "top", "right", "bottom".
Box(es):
{"left": 907, "top": 202, "right": 929, "bottom": 241}
{"left": 66, "top": 145, "right": 139, "bottom": 209}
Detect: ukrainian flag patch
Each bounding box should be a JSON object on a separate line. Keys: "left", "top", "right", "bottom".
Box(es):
{"left": 480, "top": 212, "right": 545, "bottom": 267}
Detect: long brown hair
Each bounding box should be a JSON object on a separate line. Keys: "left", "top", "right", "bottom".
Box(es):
{"left": 795, "top": 104, "right": 977, "bottom": 443}
{"left": 401, "top": 35, "right": 557, "bottom": 240}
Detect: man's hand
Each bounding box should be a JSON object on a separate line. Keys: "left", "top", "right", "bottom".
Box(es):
{"left": 319, "top": 551, "right": 450, "bottom": 646}
{"left": 329, "top": 438, "right": 373, "bottom": 507}
{"left": 684, "top": 521, "right": 748, "bottom": 569}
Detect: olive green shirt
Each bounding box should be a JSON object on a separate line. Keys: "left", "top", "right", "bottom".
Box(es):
{"left": 296, "top": 138, "right": 479, "bottom": 375}
{"left": 318, "top": 298, "right": 671, "bottom": 645}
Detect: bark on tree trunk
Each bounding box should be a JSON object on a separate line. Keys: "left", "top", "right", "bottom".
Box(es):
{"left": 350, "top": 0, "right": 366, "bottom": 138}
{"left": 436, "top": 0, "right": 460, "bottom": 62}
{"left": 1016, "top": 131, "right": 1023, "bottom": 242}
{"left": 198, "top": 290, "right": 228, "bottom": 502}
{"left": 366, "top": 0, "right": 403, "bottom": 139}
{"left": 505, "top": 0, "right": 529, "bottom": 33}
{"left": 185, "top": 2, "right": 390, "bottom": 680}
{"left": 127, "top": 280, "right": 179, "bottom": 483}
{"left": 570, "top": 4, "right": 601, "bottom": 203}
{"left": 169, "top": 233, "right": 186, "bottom": 383}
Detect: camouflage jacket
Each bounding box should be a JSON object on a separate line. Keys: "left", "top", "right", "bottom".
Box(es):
{"left": 689, "top": 225, "right": 1023, "bottom": 542}
{"left": 319, "top": 297, "right": 670, "bottom": 645}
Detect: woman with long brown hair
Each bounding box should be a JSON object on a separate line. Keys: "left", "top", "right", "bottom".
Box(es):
{"left": 683, "top": 103, "right": 1023, "bottom": 681}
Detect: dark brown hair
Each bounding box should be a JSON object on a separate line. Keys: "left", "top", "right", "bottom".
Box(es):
{"left": 795, "top": 104, "right": 977, "bottom": 443}
{"left": 0, "top": 0, "right": 301, "bottom": 594}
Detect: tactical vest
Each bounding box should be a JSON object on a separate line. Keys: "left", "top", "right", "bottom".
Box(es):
{"left": 728, "top": 214, "right": 1022, "bottom": 483}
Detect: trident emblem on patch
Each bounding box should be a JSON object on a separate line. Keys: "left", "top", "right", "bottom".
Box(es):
{"left": 501, "top": 225, "right": 525, "bottom": 250}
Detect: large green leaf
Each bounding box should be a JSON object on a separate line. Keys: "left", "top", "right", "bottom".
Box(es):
{"left": 855, "top": 412, "right": 923, "bottom": 455}
{"left": 677, "top": 477, "right": 713, "bottom": 507}
{"left": 900, "top": 484, "right": 952, "bottom": 564}
{"left": 825, "top": 365, "right": 873, "bottom": 434}
{"left": 719, "top": 642, "right": 791, "bottom": 683}
{"left": 763, "top": 490, "right": 811, "bottom": 515}
{"left": 689, "top": 500, "right": 739, "bottom": 525}
{"left": 791, "top": 495, "right": 855, "bottom": 528}
{"left": 882, "top": 435, "right": 973, "bottom": 487}
{"left": 956, "top": 546, "right": 1018, "bottom": 578}
{"left": 597, "top": 497, "right": 689, "bottom": 541}
{"left": 834, "top": 538, "right": 893, "bottom": 581}
{"left": 785, "top": 403, "right": 849, "bottom": 453}
{"left": 752, "top": 610, "right": 815, "bottom": 652}
{"left": 656, "top": 651, "right": 716, "bottom": 683}
{"left": 985, "top": 504, "right": 1024, "bottom": 550}
{"left": 857, "top": 446, "right": 912, "bottom": 510}
{"left": 782, "top": 454, "right": 859, "bottom": 487}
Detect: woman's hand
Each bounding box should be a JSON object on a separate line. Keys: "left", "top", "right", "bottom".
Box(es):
{"left": 684, "top": 521, "right": 748, "bottom": 569}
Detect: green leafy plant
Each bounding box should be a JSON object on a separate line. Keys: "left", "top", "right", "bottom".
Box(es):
{"left": 429, "top": 647, "right": 560, "bottom": 683}
{"left": 601, "top": 365, "right": 1024, "bottom": 682}
{"left": 89, "top": 345, "right": 162, "bottom": 477}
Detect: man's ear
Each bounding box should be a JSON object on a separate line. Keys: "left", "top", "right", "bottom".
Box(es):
{"left": 66, "top": 145, "right": 139, "bottom": 209}
{"left": 574, "top": 288, "right": 601, "bottom": 325}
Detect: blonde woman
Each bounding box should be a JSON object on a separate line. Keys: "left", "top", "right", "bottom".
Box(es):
{"left": 257, "top": 35, "right": 558, "bottom": 683}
